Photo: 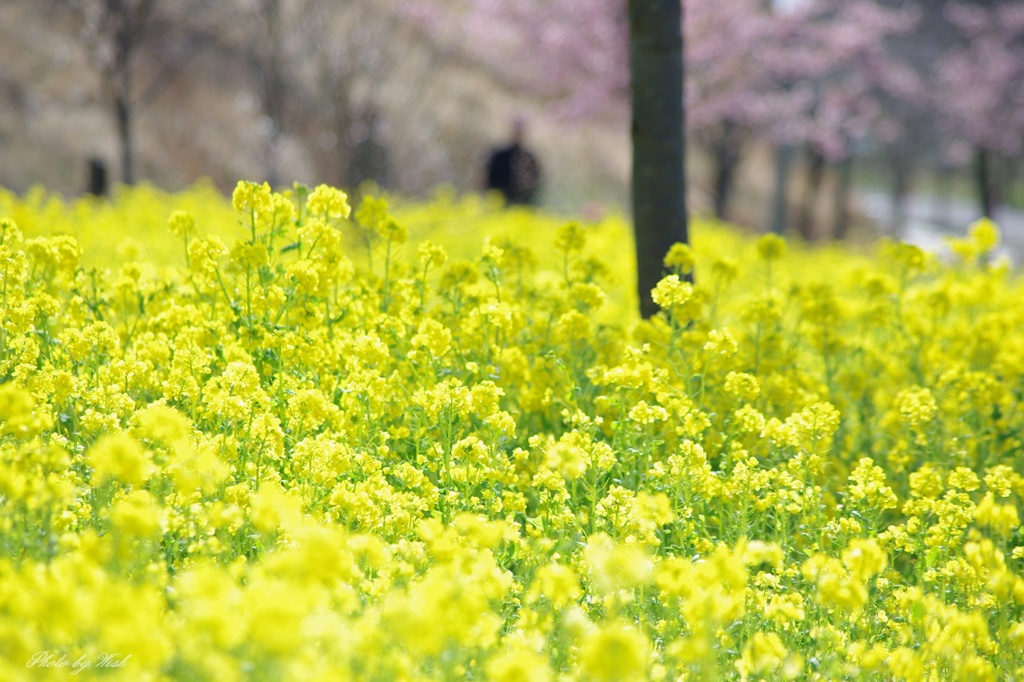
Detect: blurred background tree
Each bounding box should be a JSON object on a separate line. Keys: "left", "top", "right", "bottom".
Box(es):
{"left": 936, "top": 2, "right": 1024, "bottom": 219}
{"left": 48, "top": 0, "right": 161, "bottom": 185}
{"left": 3, "top": 0, "right": 547, "bottom": 198}
{"left": 1, "top": 0, "right": 1023, "bottom": 247}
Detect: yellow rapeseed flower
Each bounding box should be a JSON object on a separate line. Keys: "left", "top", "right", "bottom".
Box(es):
{"left": 110, "top": 489, "right": 162, "bottom": 538}
{"left": 579, "top": 622, "right": 648, "bottom": 682}
{"left": 88, "top": 432, "right": 153, "bottom": 486}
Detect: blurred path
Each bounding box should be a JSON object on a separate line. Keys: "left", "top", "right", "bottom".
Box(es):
{"left": 858, "top": 190, "right": 1024, "bottom": 262}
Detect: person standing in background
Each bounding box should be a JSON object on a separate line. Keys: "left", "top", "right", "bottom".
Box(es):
{"left": 485, "top": 118, "right": 542, "bottom": 206}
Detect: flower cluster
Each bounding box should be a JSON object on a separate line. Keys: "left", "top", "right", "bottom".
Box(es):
{"left": 1, "top": 184, "right": 1023, "bottom": 680}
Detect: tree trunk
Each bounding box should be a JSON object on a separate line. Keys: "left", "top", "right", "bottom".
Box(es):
{"left": 629, "top": 0, "right": 688, "bottom": 319}
{"left": 833, "top": 156, "right": 853, "bottom": 240}
{"left": 1002, "top": 154, "right": 1018, "bottom": 207}
{"left": 712, "top": 121, "right": 740, "bottom": 221}
{"left": 262, "top": 0, "right": 285, "bottom": 186}
{"left": 976, "top": 147, "right": 994, "bottom": 219}
{"left": 115, "top": 91, "right": 134, "bottom": 185}
{"left": 113, "top": 7, "right": 135, "bottom": 187}
{"left": 769, "top": 144, "right": 794, "bottom": 235}
{"left": 107, "top": 0, "right": 157, "bottom": 186}
{"left": 797, "top": 148, "right": 825, "bottom": 241}
{"left": 970, "top": 146, "right": 1003, "bottom": 218}
{"left": 932, "top": 165, "right": 953, "bottom": 230}
{"left": 888, "top": 155, "right": 910, "bottom": 237}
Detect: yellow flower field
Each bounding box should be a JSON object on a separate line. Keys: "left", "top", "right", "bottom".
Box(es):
{"left": 1, "top": 181, "right": 1023, "bottom": 680}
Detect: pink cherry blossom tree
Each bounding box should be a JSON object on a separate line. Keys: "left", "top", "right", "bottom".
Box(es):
{"left": 410, "top": 0, "right": 923, "bottom": 230}
{"left": 936, "top": 1, "right": 1024, "bottom": 218}
{"left": 404, "top": 0, "right": 629, "bottom": 119}
{"left": 685, "top": 0, "right": 780, "bottom": 221}
{"left": 407, "top": 0, "right": 782, "bottom": 224}
{"left": 756, "top": 0, "right": 922, "bottom": 239}
{"left": 409, "top": 0, "right": 940, "bottom": 257}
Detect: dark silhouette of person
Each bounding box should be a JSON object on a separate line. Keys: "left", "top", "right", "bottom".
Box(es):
{"left": 87, "top": 158, "right": 108, "bottom": 197}
{"left": 486, "top": 119, "right": 541, "bottom": 206}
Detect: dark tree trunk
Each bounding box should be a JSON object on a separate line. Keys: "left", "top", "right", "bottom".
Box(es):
{"left": 889, "top": 155, "right": 911, "bottom": 237}
{"left": 261, "top": 0, "right": 285, "bottom": 186}
{"left": 112, "top": 2, "right": 137, "bottom": 186}
{"left": 628, "top": 0, "right": 688, "bottom": 319}
{"left": 833, "top": 156, "right": 853, "bottom": 240}
{"left": 769, "top": 144, "right": 794, "bottom": 235}
{"left": 712, "top": 121, "right": 741, "bottom": 221}
{"left": 975, "top": 147, "right": 995, "bottom": 218}
{"left": 352, "top": 109, "right": 390, "bottom": 188}
{"left": 331, "top": 84, "right": 354, "bottom": 188}
{"left": 1003, "top": 155, "right": 1018, "bottom": 205}
{"left": 115, "top": 91, "right": 134, "bottom": 185}
{"left": 932, "top": 164, "right": 953, "bottom": 230}
{"left": 104, "top": 0, "right": 156, "bottom": 185}
{"left": 797, "top": 148, "right": 826, "bottom": 241}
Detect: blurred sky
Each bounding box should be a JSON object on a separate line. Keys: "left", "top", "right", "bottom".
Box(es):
{"left": 774, "top": 0, "right": 812, "bottom": 12}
